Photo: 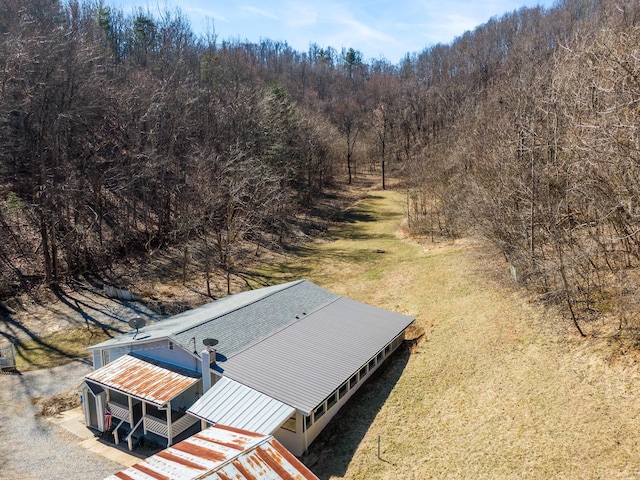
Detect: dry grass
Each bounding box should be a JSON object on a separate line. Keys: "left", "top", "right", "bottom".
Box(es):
{"left": 255, "top": 189, "right": 640, "bottom": 479}
{"left": 32, "top": 389, "right": 81, "bottom": 417}
{"left": 7, "top": 185, "right": 640, "bottom": 478}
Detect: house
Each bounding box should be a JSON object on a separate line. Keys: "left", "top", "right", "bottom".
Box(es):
{"left": 104, "top": 424, "right": 319, "bottom": 480}
{"left": 81, "top": 279, "right": 414, "bottom": 456}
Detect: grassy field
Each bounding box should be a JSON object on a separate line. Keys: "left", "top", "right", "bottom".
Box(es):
{"left": 253, "top": 189, "right": 640, "bottom": 479}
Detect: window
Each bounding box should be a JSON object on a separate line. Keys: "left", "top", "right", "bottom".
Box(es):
{"left": 368, "top": 358, "right": 376, "bottom": 370}
{"left": 349, "top": 374, "right": 358, "bottom": 389}
{"left": 282, "top": 415, "right": 296, "bottom": 433}
{"left": 359, "top": 366, "right": 367, "bottom": 379}
{"left": 377, "top": 352, "right": 383, "bottom": 363}
{"left": 338, "top": 382, "right": 348, "bottom": 399}
{"left": 101, "top": 349, "right": 110, "bottom": 367}
{"left": 314, "top": 403, "right": 326, "bottom": 422}
{"left": 327, "top": 392, "right": 338, "bottom": 410}
{"left": 305, "top": 415, "right": 312, "bottom": 431}
{"left": 168, "top": 341, "right": 174, "bottom": 350}
{"left": 384, "top": 345, "right": 391, "bottom": 355}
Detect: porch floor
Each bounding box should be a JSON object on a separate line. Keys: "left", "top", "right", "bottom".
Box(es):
{"left": 48, "top": 407, "right": 148, "bottom": 468}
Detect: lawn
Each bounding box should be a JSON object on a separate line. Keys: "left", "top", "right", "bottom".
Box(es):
{"left": 253, "top": 189, "right": 640, "bottom": 479}
{"left": 13, "top": 327, "right": 109, "bottom": 371}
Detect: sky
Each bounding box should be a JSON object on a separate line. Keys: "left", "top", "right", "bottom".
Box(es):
{"left": 116, "top": 0, "right": 557, "bottom": 64}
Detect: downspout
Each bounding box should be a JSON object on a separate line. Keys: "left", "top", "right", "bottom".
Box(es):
{"left": 167, "top": 400, "right": 173, "bottom": 447}
{"left": 304, "top": 413, "right": 309, "bottom": 454}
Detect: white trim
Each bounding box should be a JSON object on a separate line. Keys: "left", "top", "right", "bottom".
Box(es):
{"left": 167, "top": 400, "right": 173, "bottom": 446}
{"left": 96, "top": 394, "right": 105, "bottom": 432}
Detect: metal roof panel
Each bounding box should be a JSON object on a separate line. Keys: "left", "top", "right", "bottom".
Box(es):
{"left": 104, "top": 425, "right": 318, "bottom": 480}
{"left": 85, "top": 355, "right": 199, "bottom": 406}
{"left": 219, "top": 297, "right": 415, "bottom": 414}
{"left": 187, "top": 377, "right": 295, "bottom": 435}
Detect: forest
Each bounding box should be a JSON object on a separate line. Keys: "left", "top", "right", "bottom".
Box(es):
{"left": 1, "top": 0, "right": 640, "bottom": 336}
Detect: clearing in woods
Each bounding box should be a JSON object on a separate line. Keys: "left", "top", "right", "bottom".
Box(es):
{"left": 254, "top": 189, "right": 640, "bottom": 479}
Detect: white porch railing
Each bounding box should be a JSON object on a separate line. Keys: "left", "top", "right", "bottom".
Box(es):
{"left": 126, "top": 417, "right": 145, "bottom": 451}
{"left": 144, "top": 413, "right": 198, "bottom": 441}
{"left": 144, "top": 414, "right": 168, "bottom": 437}
{"left": 107, "top": 400, "right": 129, "bottom": 421}
{"left": 112, "top": 418, "right": 126, "bottom": 445}
{"left": 173, "top": 413, "right": 199, "bottom": 436}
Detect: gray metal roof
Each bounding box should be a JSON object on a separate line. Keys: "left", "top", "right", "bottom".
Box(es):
{"left": 219, "top": 297, "right": 415, "bottom": 415}
{"left": 89, "top": 280, "right": 338, "bottom": 357}
{"left": 187, "top": 377, "right": 295, "bottom": 434}
{"left": 88, "top": 279, "right": 415, "bottom": 416}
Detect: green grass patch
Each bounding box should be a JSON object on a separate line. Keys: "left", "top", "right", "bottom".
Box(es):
{"left": 14, "top": 327, "right": 110, "bottom": 371}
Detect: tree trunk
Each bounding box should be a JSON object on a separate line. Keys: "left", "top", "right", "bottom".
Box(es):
{"left": 40, "top": 212, "right": 53, "bottom": 284}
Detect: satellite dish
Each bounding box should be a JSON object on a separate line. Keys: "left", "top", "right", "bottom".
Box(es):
{"left": 128, "top": 316, "right": 146, "bottom": 336}
{"left": 202, "top": 338, "right": 219, "bottom": 347}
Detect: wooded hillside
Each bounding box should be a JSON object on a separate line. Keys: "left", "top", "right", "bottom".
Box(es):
{"left": 2, "top": 0, "right": 640, "bottom": 336}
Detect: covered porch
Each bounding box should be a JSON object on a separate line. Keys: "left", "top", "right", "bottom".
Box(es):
{"left": 82, "top": 354, "right": 201, "bottom": 450}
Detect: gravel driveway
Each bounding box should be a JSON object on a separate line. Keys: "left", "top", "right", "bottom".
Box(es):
{"left": 0, "top": 288, "right": 177, "bottom": 479}
{"left": 0, "top": 360, "right": 124, "bottom": 479}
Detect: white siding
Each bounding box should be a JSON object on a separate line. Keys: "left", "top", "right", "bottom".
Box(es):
{"left": 131, "top": 340, "right": 198, "bottom": 372}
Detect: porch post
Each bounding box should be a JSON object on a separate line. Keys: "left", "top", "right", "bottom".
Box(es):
{"left": 96, "top": 393, "right": 105, "bottom": 432}
{"left": 166, "top": 401, "right": 173, "bottom": 447}
{"left": 128, "top": 395, "right": 134, "bottom": 427}
{"left": 142, "top": 402, "right": 147, "bottom": 434}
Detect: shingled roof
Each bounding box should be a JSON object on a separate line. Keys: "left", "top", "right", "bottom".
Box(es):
{"left": 88, "top": 280, "right": 339, "bottom": 358}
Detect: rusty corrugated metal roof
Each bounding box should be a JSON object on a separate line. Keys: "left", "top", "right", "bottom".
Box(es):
{"left": 104, "top": 424, "right": 319, "bottom": 480}
{"left": 85, "top": 354, "right": 199, "bottom": 406}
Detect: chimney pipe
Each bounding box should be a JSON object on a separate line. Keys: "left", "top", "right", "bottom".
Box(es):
{"left": 201, "top": 348, "right": 212, "bottom": 393}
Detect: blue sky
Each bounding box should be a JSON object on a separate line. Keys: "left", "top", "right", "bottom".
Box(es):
{"left": 116, "top": 0, "right": 557, "bottom": 64}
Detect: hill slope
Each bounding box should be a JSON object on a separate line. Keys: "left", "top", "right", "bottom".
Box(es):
{"left": 258, "top": 189, "right": 640, "bottom": 479}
